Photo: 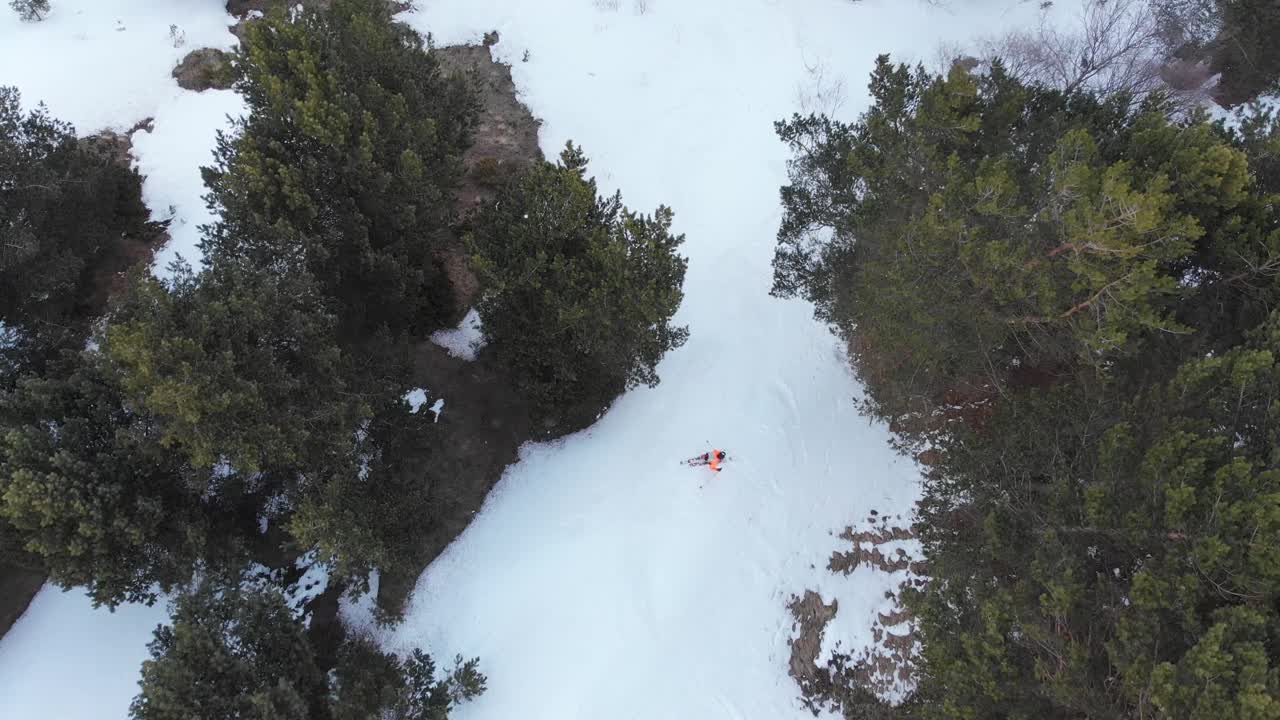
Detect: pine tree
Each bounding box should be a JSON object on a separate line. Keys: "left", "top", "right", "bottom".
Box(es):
{"left": 0, "top": 352, "right": 216, "bottom": 606}
{"left": 289, "top": 398, "right": 441, "bottom": 604}
{"left": 330, "top": 639, "right": 485, "bottom": 720}
{"left": 129, "top": 584, "right": 328, "bottom": 720}
{"left": 774, "top": 57, "right": 1276, "bottom": 432}
{"left": 468, "top": 143, "right": 689, "bottom": 420}
{"left": 1209, "top": 0, "right": 1280, "bottom": 104}
{"left": 204, "top": 0, "right": 478, "bottom": 339}
{"left": 0, "top": 86, "right": 153, "bottom": 382}
{"left": 106, "top": 262, "right": 365, "bottom": 477}
{"left": 131, "top": 583, "right": 486, "bottom": 720}
{"left": 776, "top": 56, "right": 1280, "bottom": 717}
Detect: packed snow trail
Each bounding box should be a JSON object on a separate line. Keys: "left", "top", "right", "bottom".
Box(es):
{"left": 354, "top": 1, "right": 1046, "bottom": 718}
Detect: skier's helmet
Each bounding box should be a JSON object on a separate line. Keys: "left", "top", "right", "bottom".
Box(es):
{"left": 716, "top": 451, "right": 726, "bottom": 460}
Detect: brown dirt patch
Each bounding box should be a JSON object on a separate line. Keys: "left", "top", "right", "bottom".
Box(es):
{"left": 436, "top": 38, "right": 543, "bottom": 213}
{"left": 788, "top": 590, "right": 838, "bottom": 697}
{"left": 788, "top": 585, "right": 913, "bottom": 718}
{"left": 81, "top": 122, "right": 172, "bottom": 311}
{"left": 789, "top": 517, "right": 925, "bottom": 715}
{"left": 374, "top": 341, "right": 535, "bottom": 615}
{"left": 434, "top": 37, "right": 543, "bottom": 325}
{"left": 828, "top": 523, "right": 924, "bottom": 576}
{"left": 439, "top": 248, "right": 479, "bottom": 322}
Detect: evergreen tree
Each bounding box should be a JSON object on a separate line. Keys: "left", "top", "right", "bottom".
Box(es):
{"left": 8, "top": 0, "right": 49, "bottom": 22}
{"left": 1211, "top": 0, "right": 1280, "bottom": 102}
{"left": 289, "top": 400, "right": 439, "bottom": 599}
{"left": 0, "top": 86, "right": 153, "bottom": 381}
{"left": 129, "top": 584, "right": 329, "bottom": 720}
{"left": 775, "top": 57, "right": 1280, "bottom": 717}
{"left": 774, "top": 57, "right": 1277, "bottom": 431}
{"left": 331, "top": 639, "right": 485, "bottom": 720}
{"left": 0, "top": 352, "right": 219, "bottom": 606}
{"left": 203, "top": 0, "right": 477, "bottom": 338}
{"left": 107, "top": 262, "right": 365, "bottom": 477}
{"left": 131, "top": 583, "right": 485, "bottom": 720}
{"left": 468, "top": 143, "right": 689, "bottom": 418}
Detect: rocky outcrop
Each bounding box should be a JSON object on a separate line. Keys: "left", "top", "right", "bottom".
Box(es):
{"left": 173, "top": 48, "right": 234, "bottom": 92}
{"left": 434, "top": 35, "right": 542, "bottom": 324}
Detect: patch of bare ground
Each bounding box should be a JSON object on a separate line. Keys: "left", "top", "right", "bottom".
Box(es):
{"left": 0, "top": 562, "right": 45, "bottom": 639}
{"left": 828, "top": 522, "right": 928, "bottom": 577}
{"left": 82, "top": 121, "right": 173, "bottom": 306}
{"left": 369, "top": 35, "right": 553, "bottom": 617}
{"left": 374, "top": 340, "right": 535, "bottom": 615}
{"left": 788, "top": 590, "right": 838, "bottom": 705}
{"left": 434, "top": 33, "right": 542, "bottom": 323}
{"left": 436, "top": 33, "right": 542, "bottom": 212}
{"left": 788, "top": 514, "right": 925, "bottom": 717}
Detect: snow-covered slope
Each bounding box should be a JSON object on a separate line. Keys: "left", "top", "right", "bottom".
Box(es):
{"left": 0, "top": 1, "right": 1052, "bottom": 718}
{"left": 347, "top": 1, "right": 1045, "bottom": 717}
{"left": 0, "top": 586, "right": 167, "bottom": 719}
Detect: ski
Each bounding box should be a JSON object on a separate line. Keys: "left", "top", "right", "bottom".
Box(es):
{"left": 681, "top": 454, "right": 731, "bottom": 467}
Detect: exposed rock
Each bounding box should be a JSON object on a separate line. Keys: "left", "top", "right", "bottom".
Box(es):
{"left": 434, "top": 38, "right": 542, "bottom": 325}
{"left": 788, "top": 590, "right": 839, "bottom": 696}
{"left": 173, "top": 48, "right": 234, "bottom": 92}
{"left": 435, "top": 40, "right": 543, "bottom": 212}
{"left": 78, "top": 119, "right": 147, "bottom": 168}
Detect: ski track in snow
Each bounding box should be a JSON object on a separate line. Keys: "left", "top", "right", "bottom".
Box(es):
{"left": 0, "top": 1, "right": 1055, "bottom": 718}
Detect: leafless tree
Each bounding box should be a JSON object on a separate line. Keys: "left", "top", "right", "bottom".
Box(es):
{"left": 941, "top": 0, "right": 1220, "bottom": 113}
{"left": 994, "top": 0, "right": 1166, "bottom": 97}
{"left": 796, "top": 51, "right": 848, "bottom": 117}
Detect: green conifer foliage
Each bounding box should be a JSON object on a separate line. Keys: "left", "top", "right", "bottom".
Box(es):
{"left": 107, "top": 263, "right": 364, "bottom": 477}
{"left": 468, "top": 143, "right": 689, "bottom": 417}
{"left": 0, "top": 86, "right": 152, "bottom": 379}
{"left": 0, "top": 353, "right": 211, "bottom": 606}
{"left": 776, "top": 56, "right": 1280, "bottom": 717}
{"left": 130, "top": 584, "right": 485, "bottom": 720}
{"left": 203, "top": 0, "right": 477, "bottom": 338}
{"left": 129, "top": 585, "right": 329, "bottom": 720}
{"left": 775, "top": 57, "right": 1277, "bottom": 426}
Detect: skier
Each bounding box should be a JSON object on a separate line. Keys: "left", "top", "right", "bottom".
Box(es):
{"left": 686, "top": 449, "right": 727, "bottom": 472}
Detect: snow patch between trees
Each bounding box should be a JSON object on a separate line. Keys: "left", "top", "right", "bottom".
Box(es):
{"left": 430, "top": 307, "right": 486, "bottom": 360}
{"left": 134, "top": 89, "right": 246, "bottom": 277}
{"left": 403, "top": 387, "right": 445, "bottom": 422}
